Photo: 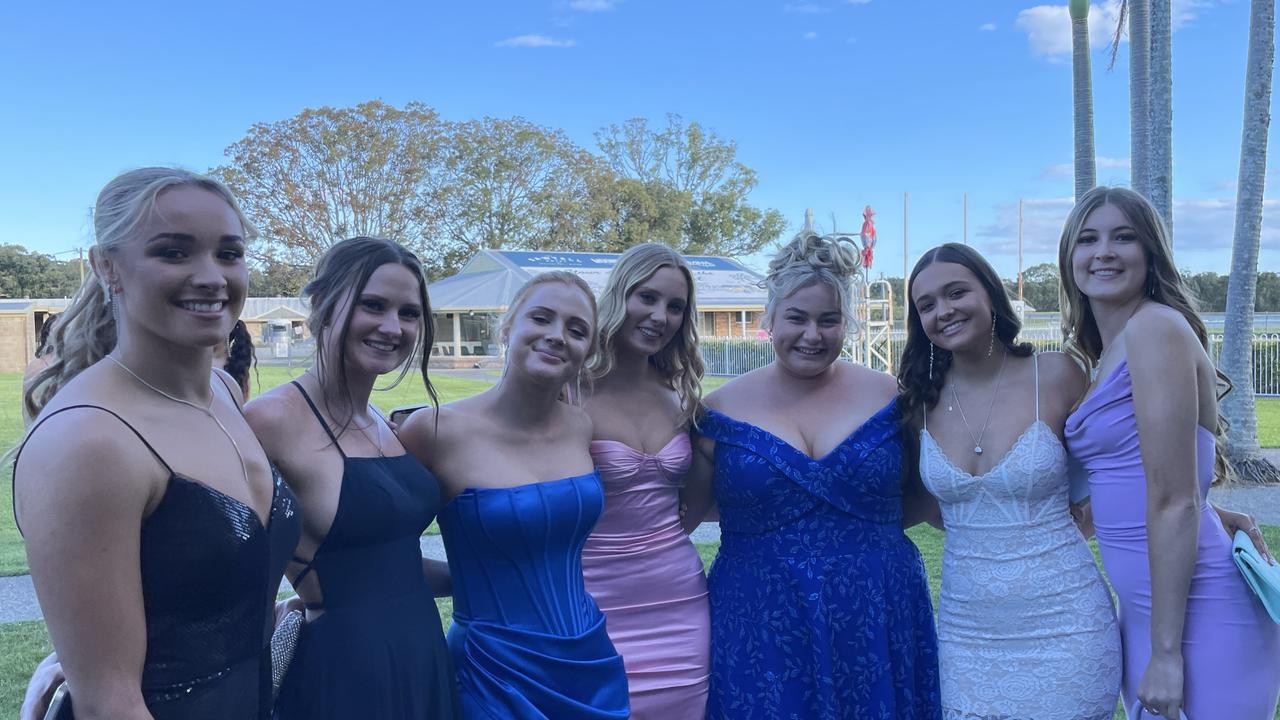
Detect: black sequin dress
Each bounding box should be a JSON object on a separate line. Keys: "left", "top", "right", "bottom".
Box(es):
{"left": 16, "top": 403, "right": 302, "bottom": 720}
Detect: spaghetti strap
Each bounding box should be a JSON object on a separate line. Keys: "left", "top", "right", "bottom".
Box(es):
{"left": 12, "top": 404, "right": 176, "bottom": 536}
{"left": 212, "top": 371, "right": 242, "bottom": 412}
{"left": 1033, "top": 354, "right": 1041, "bottom": 423}
{"left": 290, "top": 381, "right": 346, "bottom": 459}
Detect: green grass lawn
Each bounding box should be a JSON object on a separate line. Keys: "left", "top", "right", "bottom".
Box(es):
{"left": 1260, "top": 397, "right": 1280, "bottom": 448}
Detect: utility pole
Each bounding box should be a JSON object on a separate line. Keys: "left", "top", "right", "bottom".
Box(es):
{"left": 963, "top": 193, "right": 968, "bottom": 245}
{"left": 1017, "top": 199, "right": 1025, "bottom": 302}
{"left": 77, "top": 247, "right": 85, "bottom": 284}
{"left": 903, "top": 192, "right": 910, "bottom": 325}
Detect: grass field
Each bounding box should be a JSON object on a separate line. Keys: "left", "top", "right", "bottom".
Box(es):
{"left": 5, "top": 529, "right": 1280, "bottom": 718}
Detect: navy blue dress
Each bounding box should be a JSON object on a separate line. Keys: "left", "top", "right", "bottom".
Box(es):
{"left": 273, "top": 383, "right": 459, "bottom": 719}
{"left": 698, "top": 400, "right": 941, "bottom": 720}
{"left": 15, "top": 400, "right": 302, "bottom": 720}
{"left": 439, "top": 472, "right": 630, "bottom": 719}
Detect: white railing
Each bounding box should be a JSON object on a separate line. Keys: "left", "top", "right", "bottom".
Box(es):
{"left": 702, "top": 332, "right": 1280, "bottom": 397}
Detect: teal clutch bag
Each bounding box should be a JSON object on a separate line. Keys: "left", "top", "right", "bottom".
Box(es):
{"left": 1233, "top": 529, "right": 1280, "bottom": 624}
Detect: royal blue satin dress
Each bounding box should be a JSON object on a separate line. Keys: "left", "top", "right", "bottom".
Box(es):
{"left": 439, "top": 472, "right": 630, "bottom": 720}
{"left": 698, "top": 400, "right": 941, "bottom": 720}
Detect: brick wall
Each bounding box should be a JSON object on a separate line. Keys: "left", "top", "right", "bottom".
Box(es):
{"left": 0, "top": 313, "right": 34, "bottom": 373}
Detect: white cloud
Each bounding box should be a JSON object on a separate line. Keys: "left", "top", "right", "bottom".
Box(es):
{"left": 1042, "top": 156, "right": 1130, "bottom": 179}
{"left": 980, "top": 22, "right": 997, "bottom": 31}
{"left": 495, "top": 34, "right": 576, "bottom": 48}
{"left": 1017, "top": 0, "right": 1218, "bottom": 60}
{"left": 804, "top": 31, "right": 819, "bottom": 40}
{"left": 974, "top": 195, "right": 1280, "bottom": 265}
{"left": 569, "top": 0, "right": 619, "bottom": 9}
{"left": 784, "top": 3, "right": 826, "bottom": 13}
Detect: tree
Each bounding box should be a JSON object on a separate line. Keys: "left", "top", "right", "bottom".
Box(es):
{"left": 0, "top": 245, "right": 82, "bottom": 298}
{"left": 594, "top": 114, "right": 785, "bottom": 256}
{"left": 1021, "top": 263, "right": 1061, "bottom": 312}
{"left": 212, "top": 100, "right": 452, "bottom": 275}
{"left": 1113, "top": 1, "right": 1153, "bottom": 197}
{"left": 1070, "top": 0, "right": 1097, "bottom": 200}
{"left": 1149, "top": 0, "right": 1174, "bottom": 235}
{"left": 1219, "top": 0, "right": 1278, "bottom": 484}
{"left": 437, "top": 117, "right": 598, "bottom": 265}
{"left": 249, "top": 260, "right": 310, "bottom": 297}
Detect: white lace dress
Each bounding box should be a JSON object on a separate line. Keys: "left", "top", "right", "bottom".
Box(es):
{"left": 920, "top": 356, "right": 1121, "bottom": 720}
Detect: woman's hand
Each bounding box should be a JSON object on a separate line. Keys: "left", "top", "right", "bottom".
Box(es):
{"left": 19, "top": 652, "right": 64, "bottom": 720}
{"left": 1213, "top": 504, "right": 1274, "bottom": 564}
{"left": 1137, "top": 650, "right": 1184, "bottom": 719}
{"left": 1070, "top": 500, "right": 1095, "bottom": 539}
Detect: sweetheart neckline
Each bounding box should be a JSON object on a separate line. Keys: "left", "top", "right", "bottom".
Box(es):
{"left": 590, "top": 433, "right": 688, "bottom": 458}
{"left": 921, "top": 420, "right": 1060, "bottom": 482}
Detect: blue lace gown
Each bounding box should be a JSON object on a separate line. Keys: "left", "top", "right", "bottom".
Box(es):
{"left": 699, "top": 400, "right": 941, "bottom": 720}
{"left": 439, "top": 472, "right": 630, "bottom": 720}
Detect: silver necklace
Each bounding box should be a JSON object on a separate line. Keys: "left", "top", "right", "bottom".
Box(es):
{"left": 949, "top": 351, "right": 1008, "bottom": 455}
{"left": 107, "top": 354, "right": 252, "bottom": 490}
{"left": 354, "top": 411, "right": 387, "bottom": 458}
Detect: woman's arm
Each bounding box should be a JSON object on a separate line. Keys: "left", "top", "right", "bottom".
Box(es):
{"left": 1127, "top": 312, "right": 1202, "bottom": 718}
{"left": 422, "top": 559, "right": 452, "bottom": 597}
{"left": 680, "top": 433, "right": 718, "bottom": 533}
{"left": 17, "top": 415, "right": 159, "bottom": 720}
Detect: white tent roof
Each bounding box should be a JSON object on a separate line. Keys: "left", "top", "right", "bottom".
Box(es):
{"left": 428, "top": 249, "right": 766, "bottom": 312}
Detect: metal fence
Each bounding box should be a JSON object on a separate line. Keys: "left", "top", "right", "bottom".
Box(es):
{"left": 702, "top": 332, "right": 1280, "bottom": 397}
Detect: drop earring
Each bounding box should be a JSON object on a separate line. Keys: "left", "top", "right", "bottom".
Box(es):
{"left": 929, "top": 342, "right": 935, "bottom": 381}
{"left": 987, "top": 311, "right": 997, "bottom": 357}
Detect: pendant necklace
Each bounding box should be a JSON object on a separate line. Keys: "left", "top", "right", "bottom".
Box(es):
{"left": 107, "top": 354, "right": 252, "bottom": 490}
{"left": 949, "top": 350, "right": 1008, "bottom": 455}
{"left": 354, "top": 410, "right": 387, "bottom": 458}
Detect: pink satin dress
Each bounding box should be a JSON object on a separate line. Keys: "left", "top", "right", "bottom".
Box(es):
{"left": 582, "top": 433, "right": 711, "bottom": 719}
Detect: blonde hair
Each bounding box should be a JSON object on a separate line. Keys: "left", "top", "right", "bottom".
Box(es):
{"left": 23, "top": 167, "right": 256, "bottom": 420}
{"left": 1057, "top": 185, "right": 1233, "bottom": 481}
{"left": 499, "top": 271, "right": 600, "bottom": 399}
{"left": 763, "top": 232, "right": 863, "bottom": 336}
{"left": 586, "top": 243, "right": 705, "bottom": 428}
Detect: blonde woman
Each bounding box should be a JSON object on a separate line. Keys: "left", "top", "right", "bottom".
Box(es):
{"left": 580, "top": 243, "right": 710, "bottom": 718}
{"left": 683, "top": 233, "right": 939, "bottom": 719}
{"left": 1061, "top": 186, "right": 1280, "bottom": 718}
{"left": 14, "top": 167, "right": 301, "bottom": 719}
{"left": 401, "top": 271, "right": 629, "bottom": 719}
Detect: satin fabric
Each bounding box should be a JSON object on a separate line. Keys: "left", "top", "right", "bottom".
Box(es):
{"left": 1066, "top": 360, "right": 1280, "bottom": 719}
{"left": 583, "top": 433, "right": 711, "bottom": 719}
{"left": 440, "top": 472, "right": 630, "bottom": 720}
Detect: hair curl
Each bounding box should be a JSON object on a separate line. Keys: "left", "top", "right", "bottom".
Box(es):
{"left": 24, "top": 167, "right": 255, "bottom": 420}
{"left": 223, "top": 320, "right": 256, "bottom": 397}
{"left": 585, "top": 243, "right": 705, "bottom": 428}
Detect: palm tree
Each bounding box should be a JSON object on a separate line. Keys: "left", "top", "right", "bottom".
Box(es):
{"left": 1149, "top": 0, "right": 1173, "bottom": 236}
{"left": 1071, "top": 0, "right": 1096, "bottom": 200}
{"left": 1113, "top": 0, "right": 1152, "bottom": 196}
{"left": 1220, "top": 0, "right": 1279, "bottom": 484}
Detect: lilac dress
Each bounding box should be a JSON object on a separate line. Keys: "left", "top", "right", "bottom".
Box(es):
{"left": 1065, "top": 360, "right": 1280, "bottom": 719}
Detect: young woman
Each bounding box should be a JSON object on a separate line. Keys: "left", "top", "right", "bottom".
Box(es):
{"left": 1061, "top": 186, "right": 1280, "bottom": 718}
{"left": 683, "top": 233, "right": 940, "bottom": 719}
{"left": 14, "top": 167, "right": 301, "bottom": 719}
{"left": 580, "top": 243, "right": 710, "bottom": 718}
{"left": 400, "top": 271, "right": 630, "bottom": 720}
{"left": 243, "top": 237, "right": 459, "bottom": 719}
{"left": 899, "top": 243, "right": 1121, "bottom": 719}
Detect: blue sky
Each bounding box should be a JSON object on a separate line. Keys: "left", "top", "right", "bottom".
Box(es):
{"left": 1, "top": 0, "right": 1275, "bottom": 281}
